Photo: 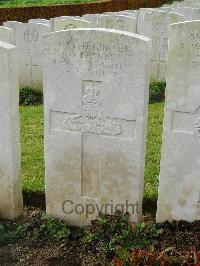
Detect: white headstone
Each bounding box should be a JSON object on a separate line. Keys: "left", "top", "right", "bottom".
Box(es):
{"left": 174, "top": 6, "right": 200, "bottom": 20}
{"left": 162, "top": 4, "right": 171, "bottom": 7}
{"left": 29, "top": 19, "right": 50, "bottom": 26}
{"left": 171, "top": 1, "right": 183, "bottom": 7}
{"left": 0, "top": 41, "right": 22, "bottom": 220}
{"left": 118, "top": 11, "right": 137, "bottom": 18}
{"left": 0, "top": 26, "right": 14, "bottom": 44}
{"left": 157, "top": 21, "right": 200, "bottom": 222}
{"left": 137, "top": 11, "right": 184, "bottom": 81}
{"left": 52, "top": 17, "right": 91, "bottom": 31}
{"left": 82, "top": 14, "right": 101, "bottom": 27}
{"left": 184, "top": 0, "right": 200, "bottom": 6}
{"left": 3, "top": 21, "right": 22, "bottom": 45}
{"left": 16, "top": 23, "right": 51, "bottom": 92}
{"left": 174, "top": 7, "right": 193, "bottom": 19}
{"left": 124, "top": 10, "right": 138, "bottom": 15}
{"left": 104, "top": 11, "right": 137, "bottom": 18}
{"left": 159, "top": 6, "right": 174, "bottom": 12}
{"left": 43, "top": 28, "right": 151, "bottom": 226}
{"left": 97, "top": 15, "right": 137, "bottom": 33}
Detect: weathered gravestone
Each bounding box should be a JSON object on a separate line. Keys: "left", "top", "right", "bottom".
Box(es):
{"left": 82, "top": 14, "right": 101, "bottom": 27}
{"left": 174, "top": 7, "right": 200, "bottom": 20}
{"left": 184, "top": 0, "right": 200, "bottom": 7}
{"left": 16, "top": 23, "right": 51, "bottom": 92}
{"left": 123, "top": 10, "right": 138, "bottom": 16}
{"left": 103, "top": 12, "right": 137, "bottom": 18}
{"left": 116, "top": 11, "right": 138, "bottom": 18}
{"left": 157, "top": 21, "right": 200, "bottom": 222}
{"left": 29, "top": 19, "right": 50, "bottom": 25}
{"left": 3, "top": 21, "right": 22, "bottom": 45}
{"left": 137, "top": 11, "right": 184, "bottom": 81}
{"left": 0, "top": 41, "right": 22, "bottom": 220}
{"left": 171, "top": 1, "right": 184, "bottom": 7}
{"left": 52, "top": 17, "right": 91, "bottom": 31}
{"left": 50, "top": 16, "right": 81, "bottom": 29}
{"left": 97, "top": 15, "right": 137, "bottom": 33}
{"left": 43, "top": 29, "right": 151, "bottom": 226}
{"left": 0, "top": 26, "right": 14, "bottom": 44}
{"left": 159, "top": 6, "right": 174, "bottom": 12}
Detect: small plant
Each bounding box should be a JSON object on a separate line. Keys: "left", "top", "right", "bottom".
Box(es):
{"left": 0, "top": 224, "right": 14, "bottom": 246}
{"left": 0, "top": 214, "right": 71, "bottom": 247}
{"left": 113, "top": 247, "right": 200, "bottom": 266}
{"left": 31, "top": 214, "right": 71, "bottom": 242}
{"left": 149, "top": 81, "right": 166, "bottom": 103}
{"left": 83, "top": 211, "right": 164, "bottom": 258}
{"left": 19, "top": 87, "right": 43, "bottom": 106}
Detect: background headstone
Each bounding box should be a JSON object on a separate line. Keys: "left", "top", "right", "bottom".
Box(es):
{"left": 43, "top": 28, "right": 151, "bottom": 226}
{"left": 137, "top": 11, "right": 184, "bottom": 81}
{"left": 52, "top": 17, "right": 91, "bottom": 31}
{"left": 157, "top": 21, "right": 200, "bottom": 222}
{"left": 0, "top": 26, "right": 14, "bottom": 44}
{"left": 29, "top": 19, "right": 50, "bottom": 26}
{"left": 16, "top": 23, "right": 51, "bottom": 92}
{"left": 0, "top": 41, "right": 22, "bottom": 220}
{"left": 174, "top": 7, "right": 193, "bottom": 20}
{"left": 3, "top": 21, "right": 22, "bottom": 45}
{"left": 97, "top": 15, "right": 137, "bottom": 33}
{"left": 82, "top": 14, "right": 101, "bottom": 27}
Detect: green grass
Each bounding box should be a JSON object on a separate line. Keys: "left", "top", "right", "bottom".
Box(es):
{"left": 20, "top": 101, "right": 164, "bottom": 202}
{"left": 144, "top": 102, "right": 164, "bottom": 202}
{"left": 0, "top": 0, "right": 181, "bottom": 8}
{"left": 20, "top": 105, "right": 44, "bottom": 192}
{"left": 0, "top": 0, "right": 96, "bottom": 8}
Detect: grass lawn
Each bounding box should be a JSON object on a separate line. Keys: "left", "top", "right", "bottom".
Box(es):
{"left": 20, "top": 101, "right": 164, "bottom": 203}
{"left": 0, "top": 0, "right": 96, "bottom": 7}
{"left": 0, "top": 0, "right": 180, "bottom": 8}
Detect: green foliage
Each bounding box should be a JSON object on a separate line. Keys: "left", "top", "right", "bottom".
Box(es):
{"left": 149, "top": 81, "right": 166, "bottom": 103}
{"left": 0, "top": 215, "right": 71, "bottom": 247}
{"left": 0, "top": 224, "right": 14, "bottom": 246}
{"left": 114, "top": 247, "right": 200, "bottom": 266}
{"left": 0, "top": 0, "right": 96, "bottom": 7}
{"left": 19, "top": 87, "right": 43, "bottom": 106}
{"left": 31, "top": 214, "right": 70, "bottom": 242}
{"left": 83, "top": 212, "right": 163, "bottom": 257}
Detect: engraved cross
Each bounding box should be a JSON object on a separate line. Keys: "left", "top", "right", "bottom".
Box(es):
{"left": 62, "top": 80, "right": 131, "bottom": 200}
{"left": 25, "top": 58, "right": 38, "bottom": 80}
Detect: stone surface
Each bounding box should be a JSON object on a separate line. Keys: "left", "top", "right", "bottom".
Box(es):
{"left": 43, "top": 28, "right": 151, "bottom": 226}
{"left": 3, "top": 21, "right": 22, "bottom": 45}
{"left": 52, "top": 17, "right": 91, "bottom": 31}
{"left": 124, "top": 10, "right": 138, "bottom": 16}
{"left": 82, "top": 14, "right": 101, "bottom": 27}
{"left": 118, "top": 11, "right": 137, "bottom": 18}
{"left": 0, "top": 26, "right": 14, "bottom": 44}
{"left": 97, "top": 15, "right": 137, "bottom": 33}
{"left": 103, "top": 11, "right": 137, "bottom": 18}
{"left": 137, "top": 11, "right": 184, "bottom": 81}
{"left": 174, "top": 7, "right": 200, "bottom": 20}
{"left": 29, "top": 19, "right": 50, "bottom": 25}
{"left": 159, "top": 6, "right": 174, "bottom": 12}
{"left": 157, "top": 21, "right": 200, "bottom": 222}
{"left": 0, "top": 41, "right": 22, "bottom": 220}
{"left": 16, "top": 23, "right": 51, "bottom": 92}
